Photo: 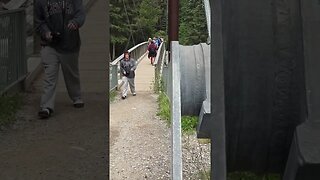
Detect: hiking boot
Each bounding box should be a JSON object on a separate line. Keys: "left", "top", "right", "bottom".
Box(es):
{"left": 132, "top": 93, "right": 136, "bottom": 96}
{"left": 121, "top": 96, "right": 126, "bottom": 99}
{"left": 73, "top": 99, "right": 84, "bottom": 108}
{"left": 38, "top": 108, "right": 52, "bottom": 119}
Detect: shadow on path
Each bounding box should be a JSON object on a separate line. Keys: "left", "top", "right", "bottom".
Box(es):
{"left": 0, "top": 0, "right": 108, "bottom": 178}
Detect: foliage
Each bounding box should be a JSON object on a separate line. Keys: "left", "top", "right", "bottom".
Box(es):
{"left": 156, "top": 92, "right": 198, "bottom": 133}
{"left": 110, "top": 0, "right": 208, "bottom": 58}
{"left": 179, "top": 0, "right": 208, "bottom": 45}
{"left": 110, "top": 0, "right": 165, "bottom": 59}
{"left": 109, "top": 90, "right": 117, "bottom": 103}
{"left": 0, "top": 93, "right": 23, "bottom": 127}
{"left": 135, "top": 0, "right": 162, "bottom": 37}
{"left": 110, "top": 2, "right": 129, "bottom": 45}
{"left": 181, "top": 116, "right": 198, "bottom": 134}
{"left": 157, "top": 92, "right": 170, "bottom": 125}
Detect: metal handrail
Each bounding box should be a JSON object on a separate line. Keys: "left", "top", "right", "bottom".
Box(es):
{"left": 154, "top": 42, "right": 166, "bottom": 88}
{"left": 153, "top": 41, "right": 165, "bottom": 65}
{"left": 110, "top": 41, "right": 148, "bottom": 65}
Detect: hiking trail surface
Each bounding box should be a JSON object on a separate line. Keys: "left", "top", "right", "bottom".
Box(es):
{"left": 110, "top": 55, "right": 171, "bottom": 179}
{"left": 110, "top": 56, "right": 211, "bottom": 180}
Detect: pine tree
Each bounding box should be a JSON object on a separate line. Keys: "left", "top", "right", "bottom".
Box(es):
{"left": 179, "top": 0, "right": 208, "bottom": 45}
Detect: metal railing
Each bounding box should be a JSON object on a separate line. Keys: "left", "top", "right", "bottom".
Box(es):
{"left": 0, "top": 9, "right": 27, "bottom": 94}
{"left": 109, "top": 41, "right": 148, "bottom": 91}
{"left": 154, "top": 41, "right": 166, "bottom": 89}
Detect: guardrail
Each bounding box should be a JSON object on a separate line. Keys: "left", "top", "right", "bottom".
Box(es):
{"left": 109, "top": 41, "right": 148, "bottom": 91}
{"left": 154, "top": 41, "right": 166, "bottom": 89}
{"left": 0, "top": 8, "right": 27, "bottom": 94}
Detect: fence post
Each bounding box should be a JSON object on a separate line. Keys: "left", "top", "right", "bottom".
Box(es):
{"left": 170, "top": 41, "right": 182, "bottom": 180}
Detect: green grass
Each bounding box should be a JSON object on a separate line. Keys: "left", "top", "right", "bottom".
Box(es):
{"left": 181, "top": 116, "right": 198, "bottom": 134}
{"left": 156, "top": 92, "right": 199, "bottom": 133}
{"left": 153, "top": 76, "right": 164, "bottom": 94}
{"left": 109, "top": 90, "right": 117, "bottom": 102}
{"left": 157, "top": 92, "right": 170, "bottom": 125}
{"left": 155, "top": 75, "right": 198, "bottom": 133}
{"left": 227, "top": 172, "right": 281, "bottom": 180}
{"left": 0, "top": 93, "right": 23, "bottom": 127}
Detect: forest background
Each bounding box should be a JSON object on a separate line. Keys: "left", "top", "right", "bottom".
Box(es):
{"left": 110, "top": 0, "right": 208, "bottom": 59}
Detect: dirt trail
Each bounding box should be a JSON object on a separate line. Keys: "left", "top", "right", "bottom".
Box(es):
{"left": 110, "top": 57, "right": 171, "bottom": 179}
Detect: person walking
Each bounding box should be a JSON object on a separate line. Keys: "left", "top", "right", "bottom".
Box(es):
{"left": 120, "top": 51, "right": 137, "bottom": 99}
{"left": 148, "top": 37, "right": 153, "bottom": 45}
{"left": 147, "top": 41, "right": 157, "bottom": 65}
{"left": 35, "top": 0, "right": 86, "bottom": 118}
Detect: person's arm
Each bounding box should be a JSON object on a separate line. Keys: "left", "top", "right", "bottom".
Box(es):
{"left": 120, "top": 60, "right": 126, "bottom": 75}
{"left": 68, "top": 0, "right": 86, "bottom": 29}
{"left": 130, "top": 59, "right": 137, "bottom": 71}
{"left": 34, "top": 0, "right": 51, "bottom": 39}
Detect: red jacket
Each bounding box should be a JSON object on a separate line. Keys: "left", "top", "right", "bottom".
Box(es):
{"left": 148, "top": 43, "right": 157, "bottom": 52}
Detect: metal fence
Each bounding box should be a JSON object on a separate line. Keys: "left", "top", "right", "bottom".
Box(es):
{"left": 0, "top": 9, "right": 27, "bottom": 94}
{"left": 109, "top": 41, "right": 148, "bottom": 91}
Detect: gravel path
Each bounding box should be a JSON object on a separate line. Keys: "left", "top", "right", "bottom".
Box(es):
{"left": 182, "top": 134, "right": 211, "bottom": 180}
{"left": 110, "top": 92, "right": 171, "bottom": 179}
{"left": 110, "top": 52, "right": 210, "bottom": 179}
{"left": 110, "top": 90, "right": 211, "bottom": 180}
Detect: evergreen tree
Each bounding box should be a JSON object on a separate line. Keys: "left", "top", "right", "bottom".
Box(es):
{"left": 135, "top": 0, "right": 162, "bottom": 38}
{"left": 179, "top": 0, "right": 208, "bottom": 45}
{"left": 110, "top": 0, "right": 208, "bottom": 59}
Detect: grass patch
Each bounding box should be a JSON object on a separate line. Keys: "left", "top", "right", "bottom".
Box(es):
{"left": 0, "top": 93, "right": 23, "bottom": 127}
{"left": 155, "top": 76, "right": 198, "bottom": 133}
{"left": 181, "top": 116, "right": 198, "bottom": 134}
{"left": 109, "top": 90, "right": 117, "bottom": 102}
{"left": 157, "top": 92, "right": 170, "bottom": 125}
{"left": 227, "top": 172, "right": 281, "bottom": 180}
{"left": 156, "top": 94, "right": 198, "bottom": 133}
{"left": 153, "top": 76, "right": 164, "bottom": 94}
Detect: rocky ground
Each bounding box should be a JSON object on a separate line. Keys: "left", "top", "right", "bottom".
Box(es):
{"left": 110, "top": 91, "right": 210, "bottom": 180}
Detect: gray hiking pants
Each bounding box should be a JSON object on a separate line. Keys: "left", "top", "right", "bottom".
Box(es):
{"left": 122, "top": 76, "right": 135, "bottom": 97}
{"left": 40, "top": 46, "right": 82, "bottom": 110}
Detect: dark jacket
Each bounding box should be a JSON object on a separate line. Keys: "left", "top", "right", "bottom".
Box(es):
{"left": 34, "top": 0, "right": 86, "bottom": 53}
{"left": 148, "top": 43, "right": 157, "bottom": 52}
{"left": 120, "top": 58, "right": 137, "bottom": 79}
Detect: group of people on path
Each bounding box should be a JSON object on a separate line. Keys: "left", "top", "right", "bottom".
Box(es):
{"left": 147, "top": 37, "right": 163, "bottom": 65}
